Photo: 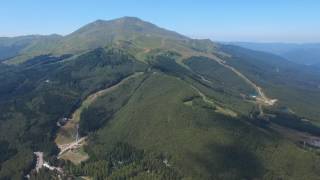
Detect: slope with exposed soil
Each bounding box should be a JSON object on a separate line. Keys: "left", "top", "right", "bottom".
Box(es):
{"left": 55, "top": 72, "right": 144, "bottom": 164}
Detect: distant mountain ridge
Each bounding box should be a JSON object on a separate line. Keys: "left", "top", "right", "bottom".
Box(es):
{"left": 228, "top": 42, "right": 320, "bottom": 65}
{"left": 0, "top": 34, "right": 62, "bottom": 61}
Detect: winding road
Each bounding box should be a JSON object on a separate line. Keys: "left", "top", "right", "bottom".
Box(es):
{"left": 55, "top": 72, "right": 144, "bottom": 163}
{"left": 215, "top": 57, "right": 277, "bottom": 106}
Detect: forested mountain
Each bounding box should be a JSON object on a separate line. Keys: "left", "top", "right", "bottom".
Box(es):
{"left": 220, "top": 45, "right": 320, "bottom": 121}
{"left": 1, "top": 17, "right": 320, "bottom": 180}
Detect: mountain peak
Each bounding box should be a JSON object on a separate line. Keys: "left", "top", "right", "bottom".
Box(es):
{"left": 88, "top": 17, "right": 149, "bottom": 28}
{"left": 114, "top": 16, "right": 144, "bottom": 22}
{"left": 92, "top": 16, "right": 143, "bottom": 24}
{"left": 68, "top": 17, "right": 188, "bottom": 44}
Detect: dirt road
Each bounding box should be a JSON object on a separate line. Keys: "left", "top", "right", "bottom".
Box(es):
{"left": 55, "top": 72, "right": 144, "bottom": 163}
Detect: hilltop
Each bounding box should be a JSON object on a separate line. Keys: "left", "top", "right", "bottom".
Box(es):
{"left": 3, "top": 17, "right": 217, "bottom": 64}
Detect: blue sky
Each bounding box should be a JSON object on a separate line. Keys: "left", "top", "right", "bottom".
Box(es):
{"left": 1, "top": 0, "right": 320, "bottom": 42}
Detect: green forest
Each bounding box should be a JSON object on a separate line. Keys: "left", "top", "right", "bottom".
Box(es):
{"left": 1, "top": 17, "right": 320, "bottom": 180}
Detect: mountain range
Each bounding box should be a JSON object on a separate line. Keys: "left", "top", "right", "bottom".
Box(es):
{"left": 229, "top": 42, "right": 320, "bottom": 65}
{"left": 1, "top": 17, "right": 320, "bottom": 180}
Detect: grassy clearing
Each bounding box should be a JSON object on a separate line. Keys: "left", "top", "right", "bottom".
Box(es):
{"left": 55, "top": 72, "right": 145, "bottom": 164}
{"left": 55, "top": 72, "right": 144, "bottom": 146}
{"left": 60, "top": 147, "right": 89, "bottom": 165}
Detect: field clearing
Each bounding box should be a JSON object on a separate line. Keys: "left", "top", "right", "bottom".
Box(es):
{"left": 55, "top": 72, "right": 144, "bottom": 164}
{"left": 59, "top": 147, "right": 89, "bottom": 165}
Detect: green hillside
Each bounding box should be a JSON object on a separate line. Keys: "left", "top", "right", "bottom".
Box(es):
{"left": 1, "top": 17, "right": 320, "bottom": 180}
{"left": 220, "top": 45, "right": 320, "bottom": 123}
{"left": 0, "top": 48, "right": 146, "bottom": 179}
{"left": 76, "top": 60, "right": 320, "bottom": 179}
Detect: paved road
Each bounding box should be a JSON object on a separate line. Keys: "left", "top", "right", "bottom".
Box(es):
{"left": 33, "top": 151, "right": 63, "bottom": 174}
{"left": 34, "top": 152, "right": 44, "bottom": 172}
